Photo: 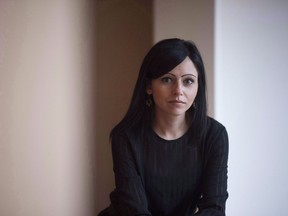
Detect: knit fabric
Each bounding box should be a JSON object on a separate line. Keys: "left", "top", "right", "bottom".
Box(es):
{"left": 104, "top": 117, "right": 228, "bottom": 216}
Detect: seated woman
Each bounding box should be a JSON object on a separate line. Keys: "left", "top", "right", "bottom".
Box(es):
{"left": 98, "top": 38, "right": 229, "bottom": 216}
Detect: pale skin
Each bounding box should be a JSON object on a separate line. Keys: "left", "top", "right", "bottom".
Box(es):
{"left": 146, "top": 57, "right": 199, "bottom": 140}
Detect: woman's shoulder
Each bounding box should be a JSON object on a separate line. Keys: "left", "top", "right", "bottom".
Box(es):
{"left": 206, "top": 116, "right": 226, "bottom": 133}
{"left": 111, "top": 124, "right": 145, "bottom": 144}
{"left": 198, "top": 117, "right": 229, "bottom": 163}
{"left": 203, "top": 116, "right": 228, "bottom": 144}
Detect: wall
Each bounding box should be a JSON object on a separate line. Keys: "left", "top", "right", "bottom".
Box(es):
{"left": 0, "top": 1, "right": 96, "bottom": 216}
{"left": 215, "top": 0, "right": 288, "bottom": 215}
{"left": 95, "top": 0, "right": 153, "bottom": 213}
{"left": 154, "top": 0, "right": 215, "bottom": 115}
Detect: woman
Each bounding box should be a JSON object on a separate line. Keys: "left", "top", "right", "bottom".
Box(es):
{"left": 99, "top": 38, "right": 229, "bottom": 216}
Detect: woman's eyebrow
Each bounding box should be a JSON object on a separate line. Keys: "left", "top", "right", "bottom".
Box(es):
{"left": 167, "top": 73, "right": 197, "bottom": 78}
{"left": 182, "top": 74, "right": 197, "bottom": 78}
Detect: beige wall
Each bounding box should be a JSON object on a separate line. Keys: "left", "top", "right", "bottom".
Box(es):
{"left": 0, "top": 1, "right": 96, "bottom": 216}
{"left": 1, "top": 0, "right": 215, "bottom": 215}
{"left": 95, "top": 0, "right": 153, "bottom": 213}
{"left": 154, "top": 0, "right": 215, "bottom": 116}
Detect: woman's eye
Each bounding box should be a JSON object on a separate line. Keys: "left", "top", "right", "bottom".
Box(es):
{"left": 161, "top": 77, "right": 173, "bottom": 83}
{"left": 183, "top": 78, "right": 194, "bottom": 85}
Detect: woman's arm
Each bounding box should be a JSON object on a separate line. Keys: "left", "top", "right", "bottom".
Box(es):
{"left": 195, "top": 127, "right": 229, "bottom": 216}
{"left": 109, "top": 132, "right": 152, "bottom": 216}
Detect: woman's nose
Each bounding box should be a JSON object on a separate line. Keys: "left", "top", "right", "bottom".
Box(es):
{"left": 173, "top": 81, "right": 183, "bottom": 95}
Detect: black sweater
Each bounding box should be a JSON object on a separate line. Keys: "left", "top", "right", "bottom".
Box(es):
{"left": 107, "top": 117, "right": 229, "bottom": 216}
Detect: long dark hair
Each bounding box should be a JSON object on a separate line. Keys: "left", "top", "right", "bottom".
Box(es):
{"left": 110, "top": 38, "right": 207, "bottom": 141}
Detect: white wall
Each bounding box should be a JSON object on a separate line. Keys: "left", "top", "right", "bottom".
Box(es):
{"left": 0, "top": 1, "right": 96, "bottom": 216}
{"left": 215, "top": 0, "right": 288, "bottom": 215}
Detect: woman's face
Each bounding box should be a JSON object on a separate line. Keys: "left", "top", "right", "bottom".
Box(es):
{"left": 147, "top": 57, "right": 198, "bottom": 118}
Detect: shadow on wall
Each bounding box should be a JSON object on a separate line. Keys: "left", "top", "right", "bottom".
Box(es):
{"left": 94, "top": 0, "right": 153, "bottom": 213}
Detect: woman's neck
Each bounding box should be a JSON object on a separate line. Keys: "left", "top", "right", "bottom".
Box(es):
{"left": 153, "top": 112, "right": 189, "bottom": 140}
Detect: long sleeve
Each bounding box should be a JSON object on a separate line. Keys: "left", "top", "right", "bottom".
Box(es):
{"left": 195, "top": 126, "right": 229, "bottom": 216}
{"left": 109, "top": 132, "right": 151, "bottom": 216}
{"left": 105, "top": 118, "right": 229, "bottom": 216}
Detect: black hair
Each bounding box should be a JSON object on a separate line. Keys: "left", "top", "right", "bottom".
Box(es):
{"left": 110, "top": 38, "right": 207, "bottom": 141}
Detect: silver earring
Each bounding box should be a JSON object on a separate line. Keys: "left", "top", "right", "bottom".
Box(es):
{"left": 146, "top": 95, "right": 152, "bottom": 107}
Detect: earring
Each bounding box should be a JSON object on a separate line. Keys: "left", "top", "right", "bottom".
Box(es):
{"left": 146, "top": 94, "right": 153, "bottom": 107}
{"left": 193, "top": 102, "right": 196, "bottom": 109}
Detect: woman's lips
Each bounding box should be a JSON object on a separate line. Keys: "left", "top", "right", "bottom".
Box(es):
{"left": 168, "top": 100, "right": 186, "bottom": 104}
